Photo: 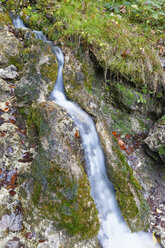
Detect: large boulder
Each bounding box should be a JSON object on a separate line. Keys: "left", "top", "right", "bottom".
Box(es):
{"left": 144, "top": 115, "right": 165, "bottom": 164}
{"left": 25, "top": 101, "right": 99, "bottom": 244}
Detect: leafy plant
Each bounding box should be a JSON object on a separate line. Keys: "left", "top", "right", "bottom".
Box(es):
{"left": 137, "top": 95, "right": 146, "bottom": 104}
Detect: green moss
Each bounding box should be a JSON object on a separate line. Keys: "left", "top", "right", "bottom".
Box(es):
{"left": 32, "top": 181, "right": 42, "bottom": 205}
{"left": 31, "top": 147, "right": 99, "bottom": 239}
{"left": 159, "top": 146, "right": 165, "bottom": 156}
{"left": 138, "top": 119, "right": 147, "bottom": 131}
{"left": 40, "top": 56, "right": 58, "bottom": 89}
{"left": 0, "top": 10, "right": 12, "bottom": 25}
{"left": 9, "top": 56, "right": 24, "bottom": 71}
{"left": 115, "top": 83, "right": 136, "bottom": 106}
{"left": 110, "top": 136, "right": 149, "bottom": 231}
{"left": 158, "top": 115, "right": 165, "bottom": 125}
{"left": 27, "top": 104, "right": 50, "bottom": 136}
{"left": 110, "top": 109, "right": 133, "bottom": 134}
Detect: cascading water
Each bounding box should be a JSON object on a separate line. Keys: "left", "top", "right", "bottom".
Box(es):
{"left": 12, "top": 16, "right": 161, "bottom": 248}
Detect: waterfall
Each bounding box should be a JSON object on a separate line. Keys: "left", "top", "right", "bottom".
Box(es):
{"left": 12, "top": 16, "right": 161, "bottom": 248}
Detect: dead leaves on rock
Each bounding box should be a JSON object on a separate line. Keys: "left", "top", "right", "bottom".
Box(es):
{"left": 112, "top": 131, "right": 145, "bottom": 155}
{"left": 0, "top": 168, "right": 17, "bottom": 191}
{"left": 18, "top": 152, "right": 33, "bottom": 163}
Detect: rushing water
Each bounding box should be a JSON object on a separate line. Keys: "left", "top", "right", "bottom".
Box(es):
{"left": 12, "top": 16, "right": 161, "bottom": 248}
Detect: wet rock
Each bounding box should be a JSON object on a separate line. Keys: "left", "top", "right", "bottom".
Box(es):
{"left": 0, "top": 65, "right": 18, "bottom": 79}
{"left": 144, "top": 116, "right": 165, "bottom": 164}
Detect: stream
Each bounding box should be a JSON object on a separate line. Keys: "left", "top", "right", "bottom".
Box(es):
{"left": 12, "top": 16, "right": 161, "bottom": 248}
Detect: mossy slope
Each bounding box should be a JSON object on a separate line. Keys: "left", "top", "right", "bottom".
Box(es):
{"left": 4, "top": 0, "right": 164, "bottom": 94}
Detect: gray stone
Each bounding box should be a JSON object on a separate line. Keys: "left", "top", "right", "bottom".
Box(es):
{"left": 0, "top": 65, "right": 18, "bottom": 79}
{"left": 144, "top": 116, "right": 165, "bottom": 164}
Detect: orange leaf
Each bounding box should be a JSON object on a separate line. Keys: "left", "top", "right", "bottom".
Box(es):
{"left": 17, "top": 128, "right": 26, "bottom": 136}
{"left": 10, "top": 172, "right": 17, "bottom": 185}
{"left": 1, "top": 131, "right": 7, "bottom": 137}
{"left": 130, "top": 146, "right": 134, "bottom": 152}
{"left": 75, "top": 130, "right": 79, "bottom": 138}
{"left": 118, "top": 139, "right": 124, "bottom": 146}
{"left": 112, "top": 131, "right": 117, "bottom": 136}
{"left": 125, "top": 134, "right": 131, "bottom": 139}
{"left": 9, "top": 85, "right": 16, "bottom": 88}
{"left": 120, "top": 145, "right": 125, "bottom": 150}
{"left": 3, "top": 107, "right": 9, "bottom": 112}
{"left": 9, "top": 117, "right": 16, "bottom": 125}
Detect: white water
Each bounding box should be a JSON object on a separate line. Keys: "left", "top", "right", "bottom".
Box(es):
{"left": 12, "top": 16, "right": 161, "bottom": 248}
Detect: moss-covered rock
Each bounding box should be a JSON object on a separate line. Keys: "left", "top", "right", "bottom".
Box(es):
{"left": 95, "top": 118, "right": 149, "bottom": 231}
{"left": 27, "top": 101, "right": 99, "bottom": 240}
{"left": 0, "top": 9, "right": 20, "bottom": 66}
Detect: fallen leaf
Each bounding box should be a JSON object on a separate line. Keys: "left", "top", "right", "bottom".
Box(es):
{"left": 125, "top": 134, "right": 131, "bottom": 139}
{"left": 121, "top": 50, "right": 130, "bottom": 57}
{"left": 18, "top": 152, "right": 33, "bottom": 163}
{"left": 8, "top": 85, "right": 16, "bottom": 88}
{"left": 3, "top": 107, "right": 9, "bottom": 112}
{"left": 120, "top": 6, "right": 126, "bottom": 13}
{"left": 120, "top": 145, "right": 125, "bottom": 150}
{"left": 38, "top": 239, "right": 45, "bottom": 243}
{"left": 156, "top": 208, "right": 162, "bottom": 214}
{"left": 118, "top": 139, "right": 124, "bottom": 146}
{"left": 17, "top": 128, "right": 26, "bottom": 136}
{"left": 9, "top": 190, "right": 16, "bottom": 196}
{"left": 1, "top": 131, "right": 7, "bottom": 137}
{"left": 75, "top": 130, "right": 79, "bottom": 138}
{"left": 152, "top": 232, "right": 158, "bottom": 244}
{"left": 25, "top": 231, "right": 36, "bottom": 239}
{"left": 9, "top": 116, "right": 16, "bottom": 125}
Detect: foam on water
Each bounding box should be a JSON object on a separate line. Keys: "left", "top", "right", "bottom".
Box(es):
{"left": 11, "top": 16, "right": 161, "bottom": 248}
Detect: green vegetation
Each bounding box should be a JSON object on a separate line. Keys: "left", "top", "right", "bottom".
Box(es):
{"left": 4, "top": 0, "right": 164, "bottom": 94}
{"left": 0, "top": 8, "right": 12, "bottom": 25}
{"left": 104, "top": 0, "right": 165, "bottom": 31}
{"left": 111, "top": 136, "right": 149, "bottom": 231}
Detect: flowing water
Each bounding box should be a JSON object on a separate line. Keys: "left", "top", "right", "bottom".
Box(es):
{"left": 12, "top": 16, "right": 161, "bottom": 248}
